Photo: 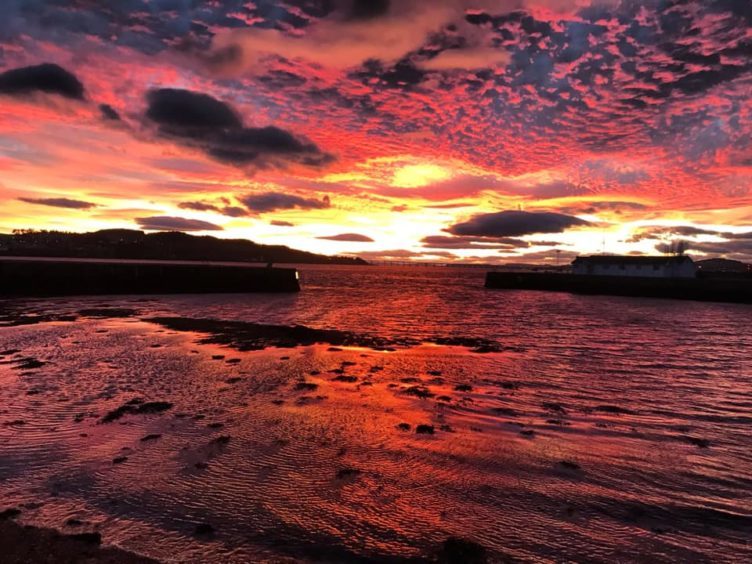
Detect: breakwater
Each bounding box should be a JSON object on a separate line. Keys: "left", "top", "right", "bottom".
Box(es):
{"left": 0, "top": 257, "right": 300, "bottom": 296}
{"left": 485, "top": 271, "right": 752, "bottom": 304}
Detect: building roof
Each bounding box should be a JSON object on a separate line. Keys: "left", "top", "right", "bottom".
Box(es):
{"left": 571, "top": 255, "right": 694, "bottom": 266}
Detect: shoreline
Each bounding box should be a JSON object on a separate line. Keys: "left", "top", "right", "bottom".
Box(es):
{"left": 0, "top": 517, "right": 157, "bottom": 564}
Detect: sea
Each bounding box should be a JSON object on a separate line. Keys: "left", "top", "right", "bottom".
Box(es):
{"left": 1, "top": 265, "right": 751, "bottom": 562}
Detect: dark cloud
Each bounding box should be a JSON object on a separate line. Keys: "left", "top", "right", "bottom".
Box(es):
{"left": 178, "top": 201, "right": 219, "bottom": 212}
{"left": 145, "top": 88, "right": 241, "bottom": 132}
{"left": 421, "top": 235, "right": 528, "bottom": 249}
{"left": 99, "top": 104, "right": 121, "bottom": 121}
{"left": 0, "top": 63, "right": 84, "bottom": 100}
{"left": 239, "top": 192, "right": 331, "bottom": 213}
{"left": 316, "top": 233, "right": 374, "bottom": 242}
{"left": 270, "top": 220, "right": 294, "bottom": 227}
{"left": 178, "top": 201, "right": 248, "bottom": 217}
{"left": 347, "top": 0, "right": 390, "bottom": 20}
{"left": 447, "top": 211, "right": 589, "bottom": 238}
{"left": 135, "top": 216, "right": 223, "bottom": 232}
{"left": 208, "top": 126, "right": 333, "bottom": 166}
{"left": 144, "top": 88, "right": 332, "bottom": 167}
{"left": 684, "top": 239, "right": 752, "bottom": 261}
{"left": 18, "top": 197, "right": 96, "bottom": 209}
{"left": 628, "top": 225, "right": 726, "bottom": 243}
{"left": 556, "top": 201, "right": 649, "bottom": 216}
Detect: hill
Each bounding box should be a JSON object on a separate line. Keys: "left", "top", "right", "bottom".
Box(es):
{"left": 0, "top": 229, "right": 368, "bottom": 265}
{"left": 696, "top": 258, "right": 751, "bottom": 273}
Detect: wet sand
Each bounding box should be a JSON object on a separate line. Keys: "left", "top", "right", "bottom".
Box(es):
{"left": 1, "top": 290, "right": 751, "bottom": 563}
{"left": 0, "top": 517, "right": 157, "bottom": 564}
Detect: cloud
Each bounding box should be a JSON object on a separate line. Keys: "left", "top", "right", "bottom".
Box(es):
{"left": 144, "top": 88, "right": 332, "bottom": 167}
{"left": 421, "top": 234, "right": 531, "bottom": 249}
{"left": 145, "top": 88, "right": 241, "bottom": 131}
{"left": 316, "top": 233, "right": 374, "bottom": 242}
{"left": 0, "top": 63, "right": 84, "bottom": 100}
{"left": 135, "top": 216, "right": 223, "bottom": 231}
{"left": 204, "top": 0, "right": 532, "bottom": 75}
{"left": 447, "top": 210, "right": 589, "bottom": 237}
{"left": 349, "top": 0, "right": 391, "bottom": 20}
{"left": 239, "top": 192, "right": 331, "bottom": 213}
{"left": 99, "top": 104, "right": 120, "bottom": 121}
{"left": 178, "top": 200, "right": 249, "bottom": 217}
{"left": 270, "top": 220, "right": 294, "bottom": 227}
{"left": 18, "top": 197, "right": 96, "bottom": 209}
{"left": 419, "top": 47, "right": 510, "bottom": 71}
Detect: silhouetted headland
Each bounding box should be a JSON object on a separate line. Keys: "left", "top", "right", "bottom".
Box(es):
{"left": 0, "top": 229, "right": 367, "bottom": 265}
{"left": 486, "top": 255, "right": 752, "bottom": 304}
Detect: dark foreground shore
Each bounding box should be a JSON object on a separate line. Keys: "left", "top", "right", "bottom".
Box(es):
{"left": 0, "top": 518, "right": 156, "bottom": 564}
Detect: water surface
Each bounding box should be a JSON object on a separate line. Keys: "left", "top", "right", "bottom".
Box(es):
{"left": 1, "top": 265, "right": 750, "bottom": 562}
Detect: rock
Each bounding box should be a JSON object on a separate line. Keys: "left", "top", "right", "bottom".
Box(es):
{"left": 0, "top": 508, "right": 21, "bottom": 520}
{"left": 193, "top": 523, "right": 215, "bottom": 537}
{"left": 332, "top": 375, "right": 358, "bottom": 383}
{"left": 101, "top": 400, "right": 173, "bottom": 423}
{"left": 211, "top": 355, "right": 225, "bottom": 360}
{"left": 542, "top": 402, "right": 567, "bottom": 414}
{"left": 207, "top": 422, "right": 224, "bottom": 429}
{"left": 112, "top": 456, "right": 128, "bottom": 464}
{"left": 68, "top": 532, "right": 102, "bottom": 545}
{"left": 454, "top": 384, "right": 473, "bottom": 392}
{"left": 438, "top": 537, "right": 487, "bottom": 564}
{"left": 685, "top": 436, "right": 710, "bottom": 448}
{"left": 558, "top": 460, "right": 581, "bottom": 471}
{"left": 3, "top": 420, "right": 26, "bottom": 426}
{"left": 13, "top": 358, "right": 46, "bottom": 370}
{"left": 225, "top": 358, "right": 241, "bottom": 364}
{"left": 65, "top": 518, "right": 84, "bottom": 527}
{"left": 403, "top": 386, "right": 434, "bottom": 399}
{"left": 396, "top": 423, "right": 411, "bottom": 431}
{"left": 225, "top": 377, "right": 242, "bottom": 384}
{"left": 416, "top": 424, "right": 435, "bottom": 435}
{"left": 335, "top": 468, "right": 361, "bottom": 480}
{"left": 295, "top": 382, "right": 319, "bottom": 391}
{"left": 211, "top": 435, "right": 231, "bottom": 445}
{"left": 594, "top": 404, "right": 633, "bottom": 415}
{"left": 520, "top": 429, "right": 535, "bottom": 437}
{"left": 140, "top": 434, "right": 162, "bottom": 442}
{"left": 427, "top": 370, "right": 442, "bottom": 376}
{"left": 400, "top": 377, "right": 421, "bottom": 383}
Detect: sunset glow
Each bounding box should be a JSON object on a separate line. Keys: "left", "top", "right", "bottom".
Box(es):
{"left": 1, "top": 1, "right": 751, "bottom": 262}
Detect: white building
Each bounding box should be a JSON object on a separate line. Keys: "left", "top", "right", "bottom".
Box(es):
{"left": 571, "top": 255, "right": 697, "bottom": 278}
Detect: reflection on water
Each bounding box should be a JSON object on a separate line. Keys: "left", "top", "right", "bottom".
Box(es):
{"left": 1, "top": 265, "right": 751, "bottom": 562}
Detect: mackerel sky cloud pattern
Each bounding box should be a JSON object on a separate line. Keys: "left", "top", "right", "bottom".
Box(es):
{"left": 0, "top": 0, "right": 750, "bottom": 261}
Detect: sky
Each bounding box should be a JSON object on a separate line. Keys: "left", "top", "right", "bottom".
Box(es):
{"left": 0, "top": 0, "right": 750, "bottom": 263}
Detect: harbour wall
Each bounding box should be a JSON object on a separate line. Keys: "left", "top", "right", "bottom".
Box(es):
{"left": 485, "top": 271, "right": 752, "bottom": 304}
{"left": 0, "top": 257, "right": 300, "bottom": 296}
